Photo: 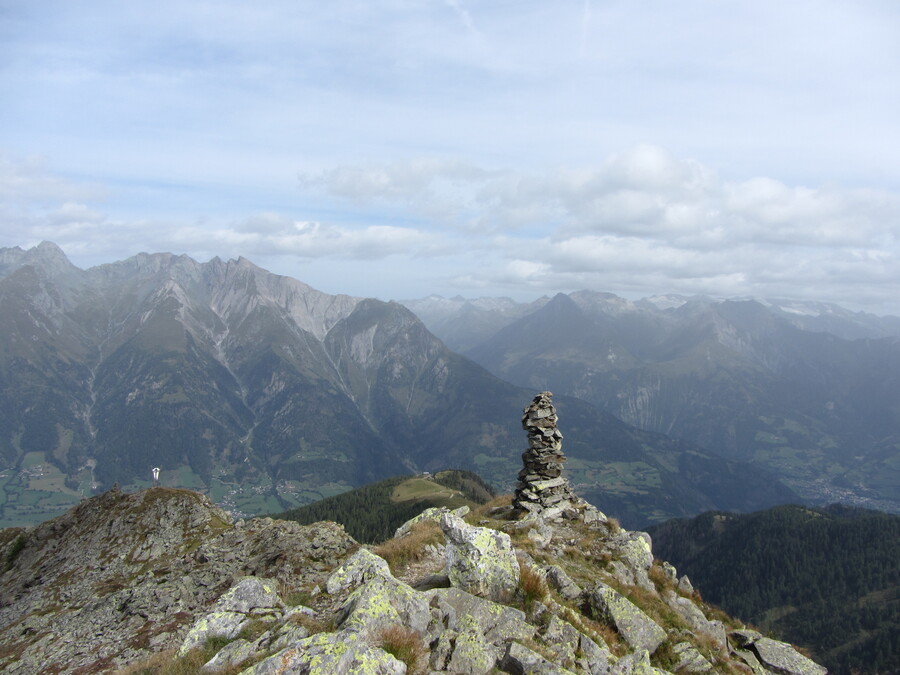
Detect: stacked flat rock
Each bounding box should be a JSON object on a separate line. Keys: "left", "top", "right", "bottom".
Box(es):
{"left": 513, "top": 392, "right": 580, "bottom": 516}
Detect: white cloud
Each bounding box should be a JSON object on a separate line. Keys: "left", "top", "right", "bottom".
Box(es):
{"left": 0, "top": 155, "right": 105, "bottom": 205}
{"left": 304, "top": 146, "right": 900, "bottom": 311}
{"left": 4, "top": 141, "right": 900, "bottom": 314}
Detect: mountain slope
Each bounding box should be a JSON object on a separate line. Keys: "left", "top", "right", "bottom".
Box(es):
{"left": 648, "top": 504, "right": 900, "bottom": 675}
{"left": 0, "top": 243, "right": 796, "bottom": 528}
{"left": 454, "top": 290, "right": 900, "bottom": 512}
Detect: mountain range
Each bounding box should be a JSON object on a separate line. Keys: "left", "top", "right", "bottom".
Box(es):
{"left": 0, "top": 242, "right": 793, "bottom": 528}
{"left": 404, "top": 291, "right": 900, "bottom": 513}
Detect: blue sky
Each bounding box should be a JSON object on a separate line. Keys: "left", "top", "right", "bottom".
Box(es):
{"left": 3, "top": 0, "right": 900, "bottom": 313}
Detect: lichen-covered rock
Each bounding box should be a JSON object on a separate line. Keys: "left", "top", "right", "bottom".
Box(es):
{"left": 672, "top": 642, "right": 713, "bottom": 673}
{"left": 393, "top": 505, "right": 469, "bottom": 539}
{"left": 501, "top": 641, "right": 578, "bottom": 675}
{"left": 201, "top": 638, "right": 258, "bottom": 673}
{"left": 526, "top": 516, "right": 555, "bottom": 548}
{"left": 577, "top": 630, "right": 618, "bottom": 675}
{"left": 425, "top": 587, "right": 534, "bottom": 645}
{"left": 545, "top": 564, "right": 583, "bottom": 600}
{"left": 444, "top": 613, "right": 497, "bottom": 673}
{"left": 606, "top": 532, "right": 654, "bottom": 590}
{"left": 541, "top": 615, "right": 584, "bottom": 668}
{"left": 730, "top": 630, "right": 828, "bottom": 675}
{"left": 612, "top": 649, "right": 666, "bottom": 675}
{"left": 215, "top": 576, "right": 284, "bottom": 614}
{"left": 440, "top": 511, "right": 519, "bottom": 601}
{"left": 238, "top": 630, "right": 406, "bottom": 674}
{"left": 268, "top": 621, "right": 311, "bottom": 652}
{"left": 178, "top": 611, "right": 250, "bottom": 656}
{"left": 326, "top": 548, "right": 392, "bottom": 595}
{"left": 589, "top": 583, "right": 666, "bottom": 654}
{"left": 339, "top": 573, "right": 431, "bottom": 638}
{"left": 662, "top": 591, "right": 717, "bottom": 638}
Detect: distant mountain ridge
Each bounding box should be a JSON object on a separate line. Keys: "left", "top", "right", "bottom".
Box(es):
{"left": 403, "top": 290, "right": 900, "bottom": 512}
{"left": 0, "top": 242, "right": 794, "bottom": 527}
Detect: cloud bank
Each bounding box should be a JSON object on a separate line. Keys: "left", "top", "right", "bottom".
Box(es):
{"left": 4, "top": 145, "right": 900, "bottom": 313}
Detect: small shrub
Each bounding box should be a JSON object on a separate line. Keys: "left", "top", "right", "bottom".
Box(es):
{"left": 373, "top": 521, "right": 443, "bottom": 574}
{"left": 650, "top": 640, "right": 679, "bottom": 672}
{"left": 3, "top": 533, "right": 26, "bottom": 571}
{"left": 376, "top": 625, "right": 427, "bottom": 674}
{"left": 278, "top": 580, "right": 314, "bottom": 607}
{"left": 237, "top": 618, "right": 271, "bottom": 642}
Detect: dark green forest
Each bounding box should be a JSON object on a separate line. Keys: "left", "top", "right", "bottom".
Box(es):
{"left": 648, "top": 504, "right": 900, "bottom": 675}
{"left": 270, "top": 469, "right": 493, "bottom": 543}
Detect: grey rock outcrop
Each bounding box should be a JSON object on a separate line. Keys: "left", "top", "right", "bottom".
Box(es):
{"left": 589, "top": 582, "right": 666, "bottom": 653}
{"left": 0, "top": 487, "right": 356, "bottom": 674}
{"left": 240, "top": 631, "right": 406, "bottom": 675}
{"left": 440, "top": 511, "right": 520, "bottom": 602}
{"left": 502, "top": 641, "right": 579, "bottom": 675}
{"left": 731, "top": 630, "right": 827, "bottom": 675}
{"left": 393, "top": 505, "right": 469, "bottom": 539}
{"left": 326, "top": 548, "right": 393, "bottom": 595}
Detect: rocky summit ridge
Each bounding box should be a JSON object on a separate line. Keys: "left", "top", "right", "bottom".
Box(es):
{"left": 0, "top": 396, "right": 827, "bottom": 675}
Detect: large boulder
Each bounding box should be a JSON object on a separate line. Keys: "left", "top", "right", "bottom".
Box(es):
{"left": 394, "top": 505, "right": 469, "bottom": 539}
{"left": 440, "top": 512, "right": 520, "bottom": 602}
{"left": 178, "top": 577, "right": 283, "bottom": 656}
{"left": 606, "top": 532, "right": 654, "bottom": 591}
{"left": 178, "top": 611, "right": 249, "bottom": 656}
{"left": 671, "top": 642, "right": 713, "bottom": 673}
{"left": 730, "top": 630, "right": 827, "bottom": 675}
{"left": 589, "top": 583, "right": 666, "bottom": 654}
{"left": 326, "top": 548, "right": 392, "bottom": 595}
{"left": 215, "top": 576, "right": 283, "bottom": 615}
{"left": 338, "top": 574, "right": 431, "bottom": 638}
{"left": 424, "top": 587, "right": 534, "bottom": 645}
{"left": 501, "top": 641, "right": 578, "bottom": 675}
{"left": 238, "top": 631, "right": 406, "bottom": 674}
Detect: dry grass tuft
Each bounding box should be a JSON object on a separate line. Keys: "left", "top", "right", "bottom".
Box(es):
{"left": 648, "top": 562, "right": 677, "bottom": 594}
{"left": 376, "top": 624, "right": 427, "bottom": 674}
{"left": 553, "top": 603, "right": 626, "bottom": 658}
{"left": 468, "top": 494, "right": 514, "bottom": 522}
{"left": 373, "top": 520, "right": 444, "bottom": 574}
{"left": 113, "top": 638, "right": 246, "bottom": 675}
{"left": 288, "top": 611, "right": 335, "bottom": 635}
{"left": 517, "top": 556, "right": 549, "bottom": 610}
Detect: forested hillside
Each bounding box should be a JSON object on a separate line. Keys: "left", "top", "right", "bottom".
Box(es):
{"left": 648, "top": 504, "right": 900, "bottom": 674}
{"left": 272, "top": 469, "right": 494, "bottom": 543}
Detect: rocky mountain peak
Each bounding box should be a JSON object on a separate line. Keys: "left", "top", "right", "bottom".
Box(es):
{"left": 0, "top": 486, "right": 357, "bottom": 673}
{"left": 0, "top": 394, "right": 828, "bottom": 675}
{"left": 0, "top": 240, "right": 79, "bottom": 280}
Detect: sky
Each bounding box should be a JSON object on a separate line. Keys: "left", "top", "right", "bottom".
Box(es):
{"left": 2, "top": 0, "right": 900, "bottom": 314}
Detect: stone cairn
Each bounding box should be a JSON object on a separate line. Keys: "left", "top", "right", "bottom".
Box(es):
{"left": 513, "top": 391, "right": 582, "bottom": 517}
